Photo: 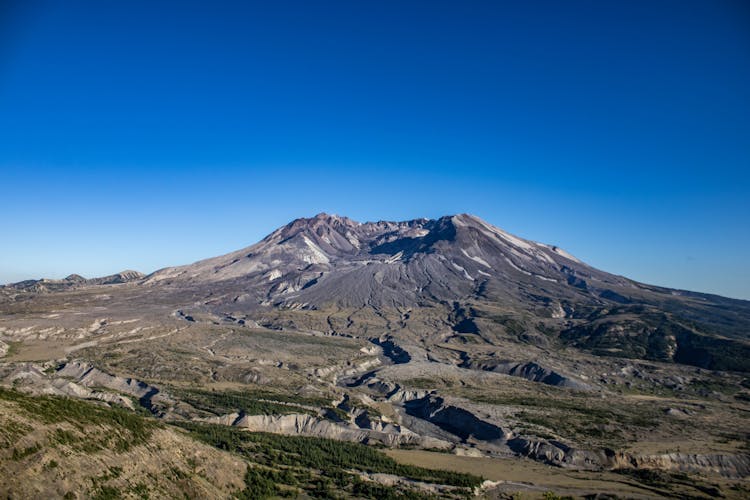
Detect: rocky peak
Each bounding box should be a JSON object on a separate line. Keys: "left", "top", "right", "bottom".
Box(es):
{"left": 144, "top": 213, "right": 605, "bottom": 302}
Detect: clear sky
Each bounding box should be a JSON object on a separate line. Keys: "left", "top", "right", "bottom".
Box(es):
{"left": 1, "top": 1, "right": 749, "bottom": 299}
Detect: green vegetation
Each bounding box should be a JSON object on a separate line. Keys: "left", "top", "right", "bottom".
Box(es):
{"left": 560, "top": 308, "right": 750, "bottom": 372}
{"left": 403, "top": 377, "right": 436, "bottom": 389}
{"left": 178, "top": 421, "right": 482, "bottom": 498}
{"left": 0, "top": 387, "right": 157, "bottom": 452}
{"left": 43, "top": 363, "right": 63, "bottom": 375}
{"left": 542, "top": 492, "right": 573, "bottom": 500}
{"left": 91, "top": 485, "right": 122, "bottom": 500}
{"left": 11, "top": 443, "right": 41, "bottom": 460}
{"left": 345, "top": 398, "right": 384, "bottom": 419}
{"left": 127, "top": 482, "right": 150, "bottom": 499}
{"left": 1, "top": 388, "right": 476, "bottom": 498}
{"left": 245, "top": 387, "right": 332, "bottom": 407}
{"left": 0, "top": 417, "right": 33, "bottom": 447}
{"left": 687, "top": 378, "right": 739, "bottom": 396}
{"left": 473, "top": 310, "right": 529, "bottom": 340}
{"left": 89, "top": 467, "right": 125, "bottom": 499}
{"left": 468, "top": 392, "right": 658, "bottom": 426}
{"left": 674, "top": 331, "right": 750, "bottom": 373}
{"left": 175, "top": 388, "right": 315, "bottom": 416}
{"left": 456, "top": 391, "right": 660, "bottom": 447}
{"left": 614, "top": 468, "right": 722, "bottom": 497}
{"left": 173, "top": 387, "right": 359, "bottom": 423}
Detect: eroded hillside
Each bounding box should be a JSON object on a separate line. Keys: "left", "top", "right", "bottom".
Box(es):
{"left": 2, "top": 214, "right": 749, "bottom": 498}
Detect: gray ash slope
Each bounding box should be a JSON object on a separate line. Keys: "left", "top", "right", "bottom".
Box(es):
{"left": 2, "top": 270, "right": 145, "bottom": 294}
{"left": 144, "top": 213, "right": 750, "bottom": 372}
{"left": 147, "top": 213, "right": 640, "bottom": 305}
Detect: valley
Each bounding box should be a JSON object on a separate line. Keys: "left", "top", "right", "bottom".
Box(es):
{"left": 1, "top": 213, "right": 749, "bottom": 498}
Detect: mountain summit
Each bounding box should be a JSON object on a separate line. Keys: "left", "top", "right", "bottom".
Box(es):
{"left": 147, "top": 213, "right": 624, "bottom": 306}
{"left": 3, "top": 213, "right": 749, "bottom": 372}
{"left": 136, "top": 213, "right": 750, "bottom": 372}
{"left": 2, "top": 213, "right": 750, "bottom": 494}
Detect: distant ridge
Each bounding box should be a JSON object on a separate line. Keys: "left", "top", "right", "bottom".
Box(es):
{"left": 2, "top": 270, "right": 144, "bottom": 292}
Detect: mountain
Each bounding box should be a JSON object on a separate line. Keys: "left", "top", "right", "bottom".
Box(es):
{"left": 2, "top": 213, "right": 750, "bottom": 497}
{"left": 147, "top": 213, "right": 618, "bottom": 300}
{"left": 142, "top": 213, "right": 750, "bottom": 372}
{"left": 1, "top": 270, "right": 145, "bottom": 294}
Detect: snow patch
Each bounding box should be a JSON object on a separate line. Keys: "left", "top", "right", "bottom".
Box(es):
{"left": 533, "top": 250, "right": 556, "bottom": 265}
{"left": 461, "top": 249, "right": 492, "bottom": 268}
{"left": 503, "top": 257, "right": 531, "bottom": 276}
{"left": 452, "top": 215, "right": 468, "bottom": 226}
{"left": 496, "top": 229, "right": 534, "bottom": 251}
{"left": 534, "top": 274, "right": 558, "bottom": 282}
{"left": 539, "top": 243, "right": 583, "bottom": 264}
{"left": 451, "top": 262, "right": 474, "bottom": 281}
{"left": 552, "top": 247, "right": 582, "bottom": 263}
{"left": 475, "top": 219, "right": 534, "bottom": 251}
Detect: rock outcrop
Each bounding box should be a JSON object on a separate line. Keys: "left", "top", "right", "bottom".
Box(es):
{"left": 204, "top": 411, "right": 451, "bottom": 449}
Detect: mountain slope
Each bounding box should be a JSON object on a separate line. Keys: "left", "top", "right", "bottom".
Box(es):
{"left": 2, "top": 213, "right": 750, "bottom": 495}
{"left": 146, "top": 213, "right": 638, "bottom": 306}
{"left": 2, "top": 213, "right": 748, "bottom": 371}
{"left": 140, "top": 213, "right": 750, "bottom": 371}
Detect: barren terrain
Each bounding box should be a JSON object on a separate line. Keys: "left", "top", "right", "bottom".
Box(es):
{"left": 1, "top": 214, "right": 749, "bottom": 498}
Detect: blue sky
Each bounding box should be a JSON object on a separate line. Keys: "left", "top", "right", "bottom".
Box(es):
{"left": 1, "top": 1, "right": 749, "bottom": 299}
